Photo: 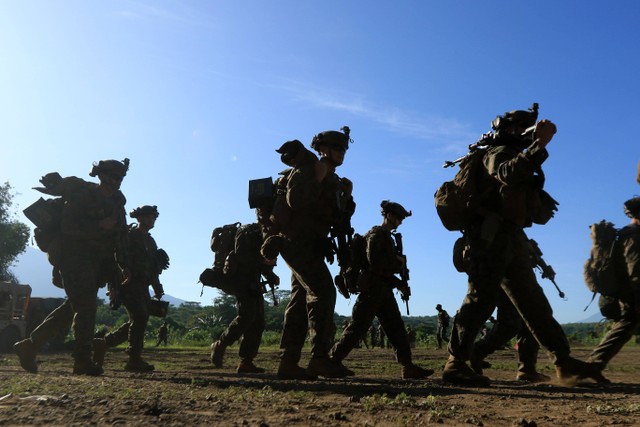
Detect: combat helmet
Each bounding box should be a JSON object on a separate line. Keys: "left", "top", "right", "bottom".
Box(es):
{"left": 380, "top": 200, "right": 412, "bottom": 220}
{"left": 90, "top": 158, "right": 130, "bottom": 179}
{"left": 623, "top": 196, "right": 640, "bottom": 219}
{"left": 130, "top": 205, "right": 159, "bottom": 219}
{"left": 491, "top": 103, "right": 539, "bottom": 132}
{"left": 435, "top": 304, "right": 442, "bottom": 310}
{"left": 311, "top": 126, "right": 352, "bottom": 153}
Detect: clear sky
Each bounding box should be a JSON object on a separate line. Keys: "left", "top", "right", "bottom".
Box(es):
{"left": 1, "top": 1, "right": 639, "bottom": 323}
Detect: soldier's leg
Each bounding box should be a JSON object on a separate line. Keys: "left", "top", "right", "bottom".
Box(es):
{"left": 238, "top": 295, "right": 265, "bottom": 362}
{"left": 104, "top": 322, "right": 130, "bottom": 348}
{"left": 278, "top": 276, "right": 308, "bottom": 364}
{"left": 29, "top": 299, "right": 74, "bottom": 350}
{"left": 126, "top": 292, "right": 150, "bottom": 358}
{"left": 588, "top": 309, "right": 639, "bottom": 369}
{"left": 332, "top": 293, "right": 377, "bottom": 362}
{"left": 515, "top": 324, "right": 547, "bottom": 381}
{"left": 471, "top": 290, "right": 521, "bottom": 372}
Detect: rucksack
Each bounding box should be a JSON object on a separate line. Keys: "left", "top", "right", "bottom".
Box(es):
{"left": 584, "top": 220, "right": 623, "bottom": 297}
{"left": 200, "top": 222, "right": 242, "bottom": 295}
{"left": 337, "top": 233, "right": 368, "bottom": 294}
{"left": 434, "top": 147, "right": 487, "bottom": 231}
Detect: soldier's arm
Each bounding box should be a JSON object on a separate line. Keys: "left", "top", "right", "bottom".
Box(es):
{"left": 623, "top": 234, "right": 640, "bottom": 293}
{"left": 485, "top": 145, "right": 549, "bottom": 188}
{"left": 286, "top": 168, "right": 321, "bottom": 210}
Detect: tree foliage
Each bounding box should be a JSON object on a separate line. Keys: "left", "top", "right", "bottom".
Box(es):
{"left": 0, "top": 182, "right": 30, "bottom": 282}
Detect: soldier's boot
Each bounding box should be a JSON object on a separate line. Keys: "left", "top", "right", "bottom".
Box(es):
{"left": 124, "top": 356, "right": 155, "bottom": 373}
{"left": 73, "top": 359, "right": 104, "bottom": 376}
{"left": 236, "top": 359, "right": 265, "bottom": 374}
{"left": 277, "top": 359, "right": 318, "bottom": 381}
{"left": 401, "top": 363, "right": 435, "bottom": 379}
{"left": 306, "top": 356, "right": 349, "bottom": 379}
{"left": 516, "top": 370, "right": 551, "bottom": 383}
{"left": 442, "top": 356, "right": 491, "bottom": 387}
{"left": 210, "top": 341, "right": 225, "bottom": 368}
{"left": 92, "top": 338, "right": 107, "bottom": 367}
{"left": 14, "top": 339, "right": 38, "bottom": 374}
{"left": 555, "top": 356, "right": 610, "bottom": 384}
{"left": 330, "top": 356, "right": 355, "bottom": 376}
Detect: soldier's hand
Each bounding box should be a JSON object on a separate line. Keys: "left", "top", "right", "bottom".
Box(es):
{"left": 533, "top": 119, "right": 557, "bottom": 149}
{"left": 340, "top": 177, "right": 353, "bottom": 196}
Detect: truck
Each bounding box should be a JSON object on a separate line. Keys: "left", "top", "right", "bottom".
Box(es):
{"left": 0, "top": 281, "right": 67, "bottom": 353}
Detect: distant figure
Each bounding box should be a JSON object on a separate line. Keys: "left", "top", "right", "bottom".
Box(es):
{"left": 407, "top": 326, "right": 416, "bottom": 349}
{"left": 368, "top": 323, "right": 378, "bottom": 348}
{"left": 156, "top": 322, "right": 168, "bottom": 347}
{"left": 378, "top": 323, "right": 386, "bottom": 349}
{"left": 435, "top": 304, "right": 450, "bottom": 349}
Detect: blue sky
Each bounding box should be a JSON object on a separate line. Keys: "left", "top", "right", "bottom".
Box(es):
{"left": 1, "top": 1, "right": 639, "bottom": 323}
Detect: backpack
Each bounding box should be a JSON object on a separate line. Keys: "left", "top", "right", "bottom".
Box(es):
{"left": 200, "top": 222, "right": 243, "bottom": 295}
{"left": 337, "top": 233, "right": 368, "bottom": 294}
{"left": 434, "top": 147, "right": 487, "bottom": 231}
{"left": 584, "top": 220, "right": 623, "bottom": 297}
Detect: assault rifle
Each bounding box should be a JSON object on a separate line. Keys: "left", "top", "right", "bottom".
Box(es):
{"left": 442, "top": 135, "right": 493, "bottom": 168}
{"left": 392, "top": 232, "right": 411, "bottom": 315}
{"left": 528, "top": 239, "right": 566, "bottom": 300}
{"left": 261, "top": 267, "right": 280, "bottom": 306}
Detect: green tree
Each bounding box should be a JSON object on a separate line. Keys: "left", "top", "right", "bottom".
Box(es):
{"left": 0, "top": 182, "right": 30, "bottom": 282}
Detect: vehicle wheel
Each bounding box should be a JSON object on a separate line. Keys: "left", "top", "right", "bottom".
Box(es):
{"left": 0, "top": 326, "right": 22, "bottom": 353}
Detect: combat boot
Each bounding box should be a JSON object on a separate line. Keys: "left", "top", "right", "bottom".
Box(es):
{"left": 306, "top": 356, "right": 349, "bottom": 378}
{"left": 236, "top": 359, "right": 265, "bottom": 374}
{"left": 442, "top": 356, "right": 491, "bottom": 387}
{"left": 555, "top": 356, "right": 610, "bottom": 384}
{"left": 92, "top": 338, "right": 107, "bottom": 367}
{"left": 516, "top": 370, "right": 551, "bottom": 383}
{"left": 210, "top": 341, "right": 225, "bottom": 368}
{"left": 402, "top": 363, "right": 435, "bottom": 379}
{"left": 14, "top": 339, "right": 38, "bottom": 374}
{"left": 124, "top": 357, "right": 155, "bottom": 373}
{"left": 73, "top": 359, "right": 104, "bottom": 376}
{"left": 277, "top": 359, "right": 318, "bottom": 380}
{"left": 330, "top": 357, "right": 355, "bottom": 376}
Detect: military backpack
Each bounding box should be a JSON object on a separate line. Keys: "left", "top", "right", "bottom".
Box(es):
{"left": 584, "top": 220, "right": 625, "bottom": 298}
{"left": 199, "top": 222, "right": 242, "bottom": 295}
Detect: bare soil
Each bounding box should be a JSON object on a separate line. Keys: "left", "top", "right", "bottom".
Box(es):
{"left": 1, "top": 344, "right": 640, "bottom": 426}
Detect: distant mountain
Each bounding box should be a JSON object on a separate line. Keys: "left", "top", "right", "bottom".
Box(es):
{"left": 12, "top": 246, "right": 186, "bottom": 306}
{"left": 575, "top": 311, "right": 604, "bottom": 324}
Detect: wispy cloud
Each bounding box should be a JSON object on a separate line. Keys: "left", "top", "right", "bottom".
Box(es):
{"left": 277, "top": 80, "right": 476, "bottom": 148}
{"left": 116, "top": 0, "right": 212, "bottom": 29}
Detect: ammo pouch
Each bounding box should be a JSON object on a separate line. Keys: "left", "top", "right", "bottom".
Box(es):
{"left": 200, "top": 267, "right": 238, "bottom": 296}
{"left": 148, "top": 299, "right": 170, "bottom": 318}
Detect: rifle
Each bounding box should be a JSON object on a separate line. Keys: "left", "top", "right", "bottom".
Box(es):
{"left": 261, "top": 268, "right": 280, "bottom": 306}
{"left": 528, "top": 239, "right": 566, "bottom": 300}
{"left": 392, "top": 232, "right": 411, "bottom": 315}
{"left": 442, "top": 134, "right": 493, "bottom": 168}
{"left": 331, "top": 206, "right": 355, "bottom": 299}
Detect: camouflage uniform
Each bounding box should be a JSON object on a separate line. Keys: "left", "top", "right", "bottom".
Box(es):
{"left": 16, "top": 159, "right": 129, "bottom": 375}
{"left": 444, "top": 113, "right": 605, "bottom": 385}
{"left": 211, "top": 223, "right": 278, "bottom": 372}
{"left": 275, "top": 129, "right": 355, "bottom": 379}
{"left": 589, "top": 199, "right": 640, "bottom": 370}
{"left": 156, "top": 322, "right": 168, "bottom": 346}
{"left": 471, "top": 289, "right": 546, "bottom": 381}
{"left": 104, "top": 206, "right": 164, "bottom": 371}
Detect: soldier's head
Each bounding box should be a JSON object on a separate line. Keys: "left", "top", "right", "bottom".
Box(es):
{"left": 381, "top": 200, "right": 411, "bottom": 229}
{"left": 130, "top": 205, "right": 159, "bottom": 229}
{"left": 311, "top": 126, "right": 352, "bottom": 166}
{"left": 623, "top": 196, "right": 640, "bottom": 220}
{"left": 492, "top": 103, "right": 539, "bottom": 147}
{"left": 436, "top": 304, "right": 442, "bottom": 311}
{"left": 90, "top": 158, "right": 130, "bottom": 191}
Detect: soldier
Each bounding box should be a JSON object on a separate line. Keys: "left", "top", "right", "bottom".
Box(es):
{"left": 271, "top": 128, "right": 355, "bottom": 380}
{"left": 368, "top": 322, "right": 377, "bottom": 348}
{"left": 588, "top": 197, "right": 640, "bottom": 375}
{"left": 407, "top": 325, "right": 416, "bottom": 349}
{"left": 156, "top": 321, "right": 168, "bottom": 346}
{"left": 378, "top": 323, "right": 386, "bottom": 349}
{"left": 210, "top": 222, "right": 279, "bottom": 374}
{"left": 331, "top": 201, "right": 433, "bottom": 379}
{"left": 98, "top": 205, "right": 167, "bottom": 372}
{"left": 442, "top": 105, "right": 606, "bottom": 386}
{"left": 14, "top": 159, "right": 130, "bottom": 376}
{"left": 470, "top": 290, "right": 550, "bottom": 382}
{"left": 435, "top": 304, "right": 450, "bottom": 349}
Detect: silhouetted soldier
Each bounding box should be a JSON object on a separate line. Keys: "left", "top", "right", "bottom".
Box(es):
{"left": 435, "top": 304, "right": 450, "bottom": 349}
{"left": 156, "top": 322, "right": 168, "bottom": 346}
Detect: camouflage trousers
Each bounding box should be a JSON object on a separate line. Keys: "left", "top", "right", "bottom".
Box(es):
{"left": 472, "top": 289, "right": 540, "bottom": 373}
{"left": 104, "top": 282, "right": 150, "bottom": 357}
{"left": 436, "top": 323, "right": 449, "bottom": 349}
{"left": 29, "top": 299, "right": 74, "bottom": 350}
{"left": 279, "top": 237, "right": 337, "bottom": 362}
{"left": 589, "top": 299, "right": 639, "bottom": 369}
{"left": 332, "top": 280, "right": 412, "bottom": 366}
{"left": 218, "top": 292, "right": 265, "bottom": 361}
{"left": 448, "top": 226, "right": 570, "bottom": 365}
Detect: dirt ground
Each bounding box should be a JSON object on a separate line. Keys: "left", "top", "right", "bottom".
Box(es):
{"left": 1, "top": 344, "right": 640, "bottom": 426}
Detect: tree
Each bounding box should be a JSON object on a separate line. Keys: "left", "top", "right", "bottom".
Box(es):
{"left": 0, "top": 182, "right": 30, "bottom": 282}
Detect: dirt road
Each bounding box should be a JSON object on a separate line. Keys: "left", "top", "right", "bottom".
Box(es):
{"left": 1, "top": 345, "right": 639, "bottom": 426}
